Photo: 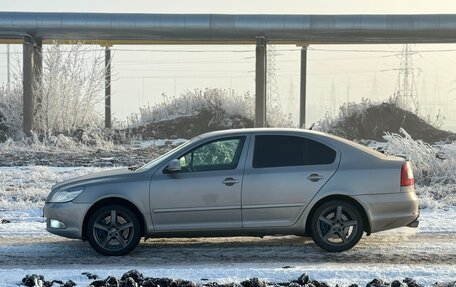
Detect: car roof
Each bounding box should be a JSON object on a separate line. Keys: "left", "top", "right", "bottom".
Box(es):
{"left": 199, "top": 128, "right": 327, "bottom": 138}
{"left": 199, "top": 128, "right": 389, "bottom": 160}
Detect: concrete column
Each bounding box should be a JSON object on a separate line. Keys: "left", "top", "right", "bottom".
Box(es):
{"left": 23, "top": 36, "right": 35, "bottom": 136}
{"left": 299, "top": 46, "right": 308, "bottom": 128}
{"left": 255, "top": 37, "right": 267, "bottom": 128}
{"left": 104, "top": 46, "right": 112, "bottom": 129}
{"left": 6, "top": 44, "right": 10, "bottom": 93}
{"left": 34, "top": 38, "right": 43, "bottom": 121}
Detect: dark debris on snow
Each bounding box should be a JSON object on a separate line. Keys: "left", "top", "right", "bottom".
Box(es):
{"left": 20, "top": 271, "right": 456, "bottom": 287}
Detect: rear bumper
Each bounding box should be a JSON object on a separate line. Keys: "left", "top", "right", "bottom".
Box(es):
{"left": 406, "top": 218, "right": 419, "bottom": 228}
{"left": 354, "top": 191, "right": 419, "bottom": 233}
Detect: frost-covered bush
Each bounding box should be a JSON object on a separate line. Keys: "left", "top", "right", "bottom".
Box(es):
{"left": 315, "top": 98, "right": 373, "bottom": 132}
{"left": 416, "top": 184, "right": 456, "bottom": 208}
{"left": 0, "top": 82, "right": 23, "bottom": 139}
{"left": 382, "top": 129, "right": 456, "bottom": 185}
{"left": 381, "top": 129, "right": 456, "bottom": 208}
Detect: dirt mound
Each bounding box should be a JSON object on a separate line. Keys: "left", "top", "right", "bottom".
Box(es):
{"left": 129, "top": 109, "right": 253, "bottom": 139}
{"left": 326, "top": 103, "right": 456, "bottom": 143}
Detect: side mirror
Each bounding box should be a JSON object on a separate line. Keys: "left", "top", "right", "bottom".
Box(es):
{"left": 165, "top": 159, "right": 181, "bottom": 173}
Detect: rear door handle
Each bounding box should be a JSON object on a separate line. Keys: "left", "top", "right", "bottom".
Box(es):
{"left": 307, "top": 174, "right": 324, "bottom": 182}
{"left": 222, "top": 178, "right": 239, "bottom": 186}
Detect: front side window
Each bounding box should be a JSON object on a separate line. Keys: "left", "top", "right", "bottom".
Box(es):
{"left": 178, "top": 137, "right": 245, "bottom": 172}
{"left": 253, "top": 135, "right": 336, "bottom": 168}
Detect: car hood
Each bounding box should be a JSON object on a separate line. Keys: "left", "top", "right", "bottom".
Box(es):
{"left": 52, "top": 168, "right": 134, "bottom": 191}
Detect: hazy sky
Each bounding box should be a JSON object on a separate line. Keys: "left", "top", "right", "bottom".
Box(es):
{"left": 3, "top": 0, "right": 456, "bottom": 14}
{"left": 2, "top": 1, "right": 456, "bottom": 130}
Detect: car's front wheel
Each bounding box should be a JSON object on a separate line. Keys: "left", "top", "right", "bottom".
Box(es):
{"left": 310, "top": 200, "right": 364, "bottom": 252}
{"left": 86, "top": 204, "right": 141, "bottom": 256}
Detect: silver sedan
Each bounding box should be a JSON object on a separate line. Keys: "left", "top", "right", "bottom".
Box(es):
{"left": 44, "top": 128, "right": 419, "bottom": 255}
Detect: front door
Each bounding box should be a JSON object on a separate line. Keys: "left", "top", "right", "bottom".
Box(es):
{"left": 150, "top": 136, "right": 248, "bottom": 231}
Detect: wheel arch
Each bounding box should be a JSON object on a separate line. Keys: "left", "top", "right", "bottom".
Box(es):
{"left": 82, "top": 197, "right": 146, "bottom": 240}
{"left": 305, "top": 194, "right": 371, "bottom": 236}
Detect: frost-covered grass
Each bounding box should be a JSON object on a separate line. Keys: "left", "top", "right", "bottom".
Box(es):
{"left": 0, "top": 166, "right": 109, "bottom": 222}
{"left": 0, "top": 133, "right": 119, "bottom": 153}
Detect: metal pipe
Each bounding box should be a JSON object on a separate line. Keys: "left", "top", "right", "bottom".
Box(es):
{"left": 2, "top": 13, "right": 456, "bottom": 44}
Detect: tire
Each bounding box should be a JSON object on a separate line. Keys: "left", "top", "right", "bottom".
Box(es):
{"left": 310, "top": 200, "right": 364, "bottom": 252}
{"left": 86, "top": 204, "right": 141, "bottom": 256}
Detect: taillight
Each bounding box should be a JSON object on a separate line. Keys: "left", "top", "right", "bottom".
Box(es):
{"left": 401, "top": 162, "right": 414, "bottom": 187}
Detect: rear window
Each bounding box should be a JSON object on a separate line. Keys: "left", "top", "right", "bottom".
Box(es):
{"left": 253, "top": 135, "right": 336, "bottom": 168}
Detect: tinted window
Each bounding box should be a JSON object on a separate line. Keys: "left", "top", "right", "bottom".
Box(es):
{"left": 253, "top": 135, "right": 336, "bottom": 168}
{"left": 178, "top": 137, "right": 245, "bottom": 172}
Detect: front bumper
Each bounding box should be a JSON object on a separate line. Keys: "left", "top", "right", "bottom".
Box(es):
{"left": 354, "top": 191, "right": 420, "bottom": 233}
{"left": 43, "top": 202, "right": 91, "bottom": 239}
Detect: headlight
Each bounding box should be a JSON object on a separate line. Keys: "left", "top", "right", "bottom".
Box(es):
{"left": 48, "top": 187, "right": 84, "bottom": 203}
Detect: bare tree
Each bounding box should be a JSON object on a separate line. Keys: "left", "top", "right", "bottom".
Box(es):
{"left": 1, "top": 42, "right": 107, "bottom": 139}
{"left": 35, "top": 42, "right": 106, "bottom": 134}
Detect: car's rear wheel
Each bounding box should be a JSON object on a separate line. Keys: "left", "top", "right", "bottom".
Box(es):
{"left": 310, "top": 200, "right": 364, "bottom": 252}
{"left": 87, "top": 204, "right": 141, "bottom": 256}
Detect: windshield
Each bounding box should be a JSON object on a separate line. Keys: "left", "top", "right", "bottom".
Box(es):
{"left": 135, "top": 137, "right": 199, "bottom": 172}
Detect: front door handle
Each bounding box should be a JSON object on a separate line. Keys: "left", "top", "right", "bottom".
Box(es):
{"left": 307, "top": 174, "right": 324, "bottom": 182}
{"left": 222, "top": 178, "right": 239, "bottom": 186}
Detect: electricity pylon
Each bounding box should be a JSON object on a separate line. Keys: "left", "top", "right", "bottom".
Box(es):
{"left": 394, "top": 44, "right": 420, "bottom": 113}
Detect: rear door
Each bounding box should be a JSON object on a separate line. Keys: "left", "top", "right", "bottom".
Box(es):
{"left": 241, "top": 134, "right": 340, "bottom": 228}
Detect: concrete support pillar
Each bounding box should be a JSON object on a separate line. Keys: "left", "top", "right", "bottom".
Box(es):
{"left": 23, "top": 36, "right": 35, "bottom": 136}
{"left": 34, "top": 38, "right": 43, "bottom": 121}
{"left": 299, "top": 45, "right": 308, "bottom": 128}
{"left": 104, "top": 46, "right": 112, "bottom": 129}
{"left": 6, "top": 44, "right": 10, "bottom": 93}
{"left": 255, "top": 37, "right": 267, "bottom": 128}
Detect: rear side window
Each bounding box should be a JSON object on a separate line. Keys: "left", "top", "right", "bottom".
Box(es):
{"left": 253, "top": 135, "right": 336, "bottom": 168}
